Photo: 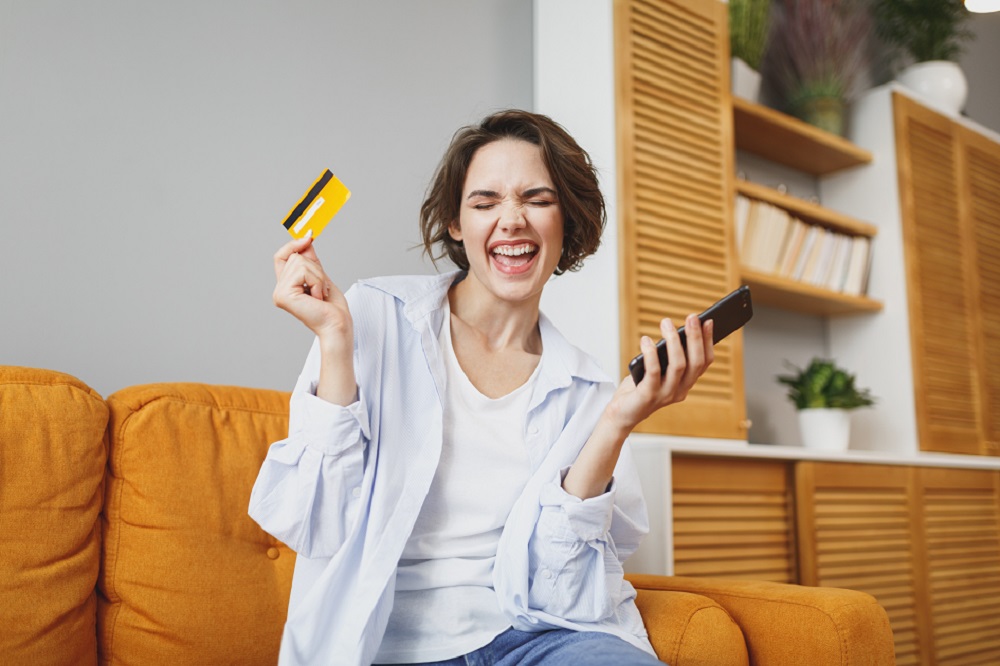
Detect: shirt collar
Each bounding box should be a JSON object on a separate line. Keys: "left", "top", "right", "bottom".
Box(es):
{"left": 359, "top": 271, "right": 612, "bottom": 388}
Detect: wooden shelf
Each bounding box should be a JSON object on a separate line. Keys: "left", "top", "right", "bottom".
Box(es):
{"left": 733, "top": 98, "right": 873, "bottom": 176}
{"left": 741, "top": 269, "right": 883, "bottom": 316}
{"left": 736, "top": 180, "right": 878, "bottom": 238}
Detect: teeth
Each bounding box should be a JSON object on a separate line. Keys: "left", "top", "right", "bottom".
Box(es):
{"left": 492, "top": 244, "right": 537, "bottom": 257}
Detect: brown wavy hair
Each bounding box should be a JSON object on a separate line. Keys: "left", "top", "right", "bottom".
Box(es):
{"left": 419, "top": 110, "right": 606, "bottom": 276}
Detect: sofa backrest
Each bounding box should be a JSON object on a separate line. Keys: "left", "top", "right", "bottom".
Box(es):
{"left": 100, "top": 382, "right": 294, "bottom": 665}
{"left": 1, "top": 366, "right": 108, "bottom": 666}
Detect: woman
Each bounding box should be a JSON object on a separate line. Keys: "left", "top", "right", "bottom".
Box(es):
{"left": 249, "top": 110, "right": 714, "bottom": 666}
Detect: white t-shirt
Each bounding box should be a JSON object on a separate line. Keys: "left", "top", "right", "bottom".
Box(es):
{"left": 374, "top": 306, "right": 540, "bottom": 663}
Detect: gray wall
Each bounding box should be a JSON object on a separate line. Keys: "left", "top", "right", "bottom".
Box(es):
{"left": 0, "top": 1, "right": 533, "bottom": 396}
{"left": 962, "top": 11, "right": 1000, "bottom": 133}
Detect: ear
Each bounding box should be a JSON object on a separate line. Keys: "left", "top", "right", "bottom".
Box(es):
{"left": 448, "top": 221, "right": 462, "bottom": 242}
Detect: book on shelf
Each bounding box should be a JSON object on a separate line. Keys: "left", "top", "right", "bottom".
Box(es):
{"left": 741, "top": 200, "right": 792, "bottom": 274}
{"left": 792, "top": 225, "right": 821, "bottom": 281}
{"left": 842, "top": 236, "right": 873, "bottom": 296}
{"left": 734, "top": 194, "right": 751, "bottom": 252}
{"left": 823, "top": 234, "right": 850, "bottom": 291}
{"left": 776, "top": 219, "right": 809, "bottom": 277}
{"left": 800, "top": 227, "right": 831, "bottom": 285}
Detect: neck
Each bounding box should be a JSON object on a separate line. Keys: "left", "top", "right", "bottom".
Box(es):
{"left": 449, "top": 276, "right": 542, "bottom": 353}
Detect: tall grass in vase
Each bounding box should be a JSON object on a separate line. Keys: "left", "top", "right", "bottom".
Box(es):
{"left": 767, "top": 0, "right": 874, "bottom": 136}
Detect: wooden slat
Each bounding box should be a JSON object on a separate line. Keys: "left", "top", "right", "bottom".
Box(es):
{"left": 672, "top": 457, "right": 796, "bottom": 583}
{"left": 918, "top": 469, "right": 1000, "bottom": 664}
{"left": 960, "top": 126, "right": 1000, "bottom": 456}
{"left": 796, "top": 462, "right": 931, "bottom": 664}
{"left": 615, "top": 0, "right": 746, "bottom": 438}
{"left": 893, "top": 92, "right": 983, "bottom": 455}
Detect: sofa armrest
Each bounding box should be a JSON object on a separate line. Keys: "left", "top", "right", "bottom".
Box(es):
{"left": 628, "top": 574, "right": 895, "bottom": 666}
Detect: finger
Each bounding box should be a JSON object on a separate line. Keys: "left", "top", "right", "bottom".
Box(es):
{"left": 278, "top": 253, "right": 323, "bottom": 297}
{"left": 684, "top": 314, "right": 707, "bottom": 376}
{"left": 273, "top": 234, "right": 316, "bottom": 279}
{"left": 660, "top": 317, "right": 686, "bottom": 382}
{"left": 638, "top": 335, "right": 660, "bottom": 388}
{"left": 703, "top": 319, "right": 715, "bottom": 368}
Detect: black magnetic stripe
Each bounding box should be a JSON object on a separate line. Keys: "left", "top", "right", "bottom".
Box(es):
{"left": 283, "top": 169, "right": 334, "bottom": 229}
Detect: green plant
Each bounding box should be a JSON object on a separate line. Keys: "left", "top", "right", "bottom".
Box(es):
{"left": 872, "top": 0, "right": 974, "bottom": 65}
{"left": 777, "top": 358, "right": 876, "bottom": 410}
{"left": 729, "top": 0, "right": 772, "bottom": 70}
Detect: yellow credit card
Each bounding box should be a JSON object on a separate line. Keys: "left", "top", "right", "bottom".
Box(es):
{"left": 281, "top": 169, "right": 351, "bottom": 239}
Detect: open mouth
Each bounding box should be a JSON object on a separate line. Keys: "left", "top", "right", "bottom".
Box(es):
{"left": 490, "top": 242, "right": 539, "bottom": 273}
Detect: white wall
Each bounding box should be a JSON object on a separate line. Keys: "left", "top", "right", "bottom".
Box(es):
{"left": 0, "top": 0, "right": 533, "bottom": 396}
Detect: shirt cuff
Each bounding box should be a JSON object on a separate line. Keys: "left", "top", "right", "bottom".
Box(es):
{"left": 290, "top": 388, "right": 371, "bottom": 456}
{"left": 538, "top": 467, "right": 616, "bottom": 542}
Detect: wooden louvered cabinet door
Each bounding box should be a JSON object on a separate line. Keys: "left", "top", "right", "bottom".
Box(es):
{"left": 894, "top": 93, "right": 996, "bottom": 456}
{"left": 614, "top": 0, "right": 745, "bottom": 438}
{"left": 795, "top": 462, "right": 931, "bottom": 666}
{"left": 917, "top": 468, "right": 1000, "bottom": 665}
{"left": 960, "top": 127, "right": 1000, "bottom": 456}
{"left": 671, "top": 456, "right": 797, "bottom": 583}
{"left": 893, "top": 93, "right": 981, "bottom": 454}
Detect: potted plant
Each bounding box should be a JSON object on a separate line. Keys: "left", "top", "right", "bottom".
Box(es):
{"left": 777, "top": 358, "right": 875, "bottom": 451}
{"left": 729, "top": 0, "right": 771, "bottom": 102}
{"left": 872, "top": 0, "right": 975, "bottom": 114}
{"left": 766, "top": 0, "right": 873, "bottom": 136}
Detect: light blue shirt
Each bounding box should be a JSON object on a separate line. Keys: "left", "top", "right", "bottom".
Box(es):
{"left": 248, "top": 271, "right": 653, "bottom": 666}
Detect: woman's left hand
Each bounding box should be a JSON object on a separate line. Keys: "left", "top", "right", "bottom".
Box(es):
{"left": 603, "top": 315, "right": 715, "bottom": 434}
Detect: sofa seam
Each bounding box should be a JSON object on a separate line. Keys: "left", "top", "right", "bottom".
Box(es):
{"left": 103, "top": 405, "right": 136, "bottom": 661}
{"left": 118, "top": 393, "right": 289, "bottom": 418}
{"left": 673, "top": 603, "right": 725, "bottom": 664}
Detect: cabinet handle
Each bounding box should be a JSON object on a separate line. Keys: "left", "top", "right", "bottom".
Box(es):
{"left": 740, "top": 419, "right": 753, "bottom": 431}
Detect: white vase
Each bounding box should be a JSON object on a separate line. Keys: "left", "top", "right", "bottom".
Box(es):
{"left": 731, "top": 57, "right": 762, "bottom": 103}
{"left": 797, "top": 408, "right": 851, "bottom": 452}
{"left": 896, "top": 60, "right": 969, "bottom": 115}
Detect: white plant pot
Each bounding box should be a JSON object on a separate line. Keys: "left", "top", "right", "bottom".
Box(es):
{"left": 731, "top": 57, "right": 762, "bottom": 103}
{"left": 896, "top": 60, "right": 969, "bottom": 115}
{"left": 798, "top": 408, "right": 851, "bottom": 452}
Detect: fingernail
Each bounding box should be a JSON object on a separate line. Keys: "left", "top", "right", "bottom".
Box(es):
{"left": 304, "top": 229, "right": 313, "bottom": 239}
{"left": 641, "top": 335, "right": 652, "bottom": 350}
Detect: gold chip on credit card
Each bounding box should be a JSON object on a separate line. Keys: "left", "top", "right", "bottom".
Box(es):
{"left": 282, "top": 169, "right": 351, "bottom": 239}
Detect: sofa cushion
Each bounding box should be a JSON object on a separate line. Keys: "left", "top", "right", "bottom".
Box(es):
{"left": 0, "top": 366, "right": 108, "bottom": 666}
{"left": 99, "top": 383, "right": 294, "bottom": 665}
{"left": 633, "top": 587, "right": 749, "bottom": 666}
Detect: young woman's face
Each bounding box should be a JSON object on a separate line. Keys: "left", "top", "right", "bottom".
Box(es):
{"left": 451, "top": 139, "right": 564, "bottom": 306}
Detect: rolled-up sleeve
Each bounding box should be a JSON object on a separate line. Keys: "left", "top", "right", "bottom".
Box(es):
{"left": 526, "top": 467, "right": 628, "bottom": 622}
{"left": 248, "top": 290, "right": 374, "bottom": 557}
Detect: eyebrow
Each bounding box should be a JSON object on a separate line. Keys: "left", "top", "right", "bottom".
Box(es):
{"left": 465, "top": 187, "right": 558, "bottom": 200}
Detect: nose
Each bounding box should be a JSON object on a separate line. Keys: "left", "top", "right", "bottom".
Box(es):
{"left": 499, "top": 200, "right": 526, "bottom": 231}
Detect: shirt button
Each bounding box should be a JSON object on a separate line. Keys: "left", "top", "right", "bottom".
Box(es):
{"left": 266, "top": 547, "right": 280, "bottom": 560}
{"left": 529, "top": 426, "right": 539, "bottom": 436}
{"left": 542, "top": 569, "right": 553, "bottom": 580}
{"left": 352, "top": 487, "right": 362, "bottom": 499}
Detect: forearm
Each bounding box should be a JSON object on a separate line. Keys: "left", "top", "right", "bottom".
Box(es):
{"left": 315, "top": 329, "right": 357, "bottom": 406}
{"left": 561, "top": 416, "right": 630, "bottom": 500}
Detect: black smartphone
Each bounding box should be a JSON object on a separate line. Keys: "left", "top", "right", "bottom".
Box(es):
{"left": 628, "top": 285, "right": 753, "bottom": 385}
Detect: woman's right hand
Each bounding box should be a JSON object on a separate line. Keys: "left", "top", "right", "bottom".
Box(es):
{"left": 274, "top": 234, "right": 358, "bottom": 406}
{"left": 272, "top": 234, "right": 353, "bottom": 347}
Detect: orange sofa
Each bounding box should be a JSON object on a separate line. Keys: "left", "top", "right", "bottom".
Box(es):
{"left": 0, "top": 366, "right": 896, "bottom": 665}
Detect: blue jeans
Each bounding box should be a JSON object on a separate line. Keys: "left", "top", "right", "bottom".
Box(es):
{"left": 374, "top": 627, "right": 666, "bottom": 666}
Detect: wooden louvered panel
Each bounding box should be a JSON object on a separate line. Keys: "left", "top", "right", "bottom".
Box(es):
{"left": 919, "top": 468, "right": 1000, "bottom": 665}
{"left": 961, "top": 128, "right": 1000, "bottom": 456}
{"left": 796, "top": 463, "right": 929, "bottom": 665}
{"left": 615, "top": 0, "right": 744, "bottom": 438}
{"left": 893, "top": 93, "right": 982, "bottom": 454}
{"left": 672, "top": 457, "right": 796, "bottom": 582}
